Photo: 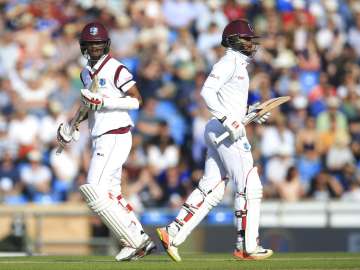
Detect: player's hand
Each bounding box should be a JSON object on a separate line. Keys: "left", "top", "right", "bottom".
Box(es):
{"left": 57, "top": 123, "right": 72, "bottom": 147}
{"left": 222, "top": 116, "right": 245, "bottom": 142}
{"left": 57, "top": 123, "right": 80, "bottom": 147}
{"left": 248, "top": 102, "right": 271, "bottom": 124}
{"left": 81, "top": 89, "right": 104, "bottom": 111}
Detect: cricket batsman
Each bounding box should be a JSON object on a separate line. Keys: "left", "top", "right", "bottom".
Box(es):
{"left": 56, "top": 22, "right": 155, "bottom": 261}
{"left": 156, "top": 19, "right": 273, "bottom": 261}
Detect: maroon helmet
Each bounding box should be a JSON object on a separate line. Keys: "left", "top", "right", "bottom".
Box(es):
{"left": 221, "top": 19, "right": 259, "bottom": 56}
{"left": 79, "top": 22, "right": 111, "bottom": 62}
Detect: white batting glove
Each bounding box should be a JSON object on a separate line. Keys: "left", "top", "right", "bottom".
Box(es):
{"left": 57, "top": 123, "right": 80, "bottom": 147}
{"left": 248, "top": 102, "right": 271, "bottom": 124}
{"left": 80, "top": 89, "right": 104, "bottom": 111}
{"left": 222, "top": 116, "right": 245, "bottom": 142}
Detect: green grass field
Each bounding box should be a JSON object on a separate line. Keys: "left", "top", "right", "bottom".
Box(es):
{"left": 0, "top": 252, "right": 359, "bottom": 270}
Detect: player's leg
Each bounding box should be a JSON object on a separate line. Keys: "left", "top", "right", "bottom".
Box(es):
{"left": 80, "top": 133, "right": 154, "bottom": 261}
{"left": 157, "top": 121, "right": 228, "bottom": 261}
{"left": 233, "top": 167, "right": 272, "bottom": 259}
{"left": 109, "top": 182, "right": 156, "bottom": 261}
{"left": 208, "top": 119, "right": 272, "bottom": 259}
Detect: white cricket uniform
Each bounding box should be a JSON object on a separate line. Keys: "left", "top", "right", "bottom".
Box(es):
{"left": 200, "top": 48, "right": 254, "bottom": 194}
{"left": 169, "top": 49, "right": 263, "bottom": 253}
{"left": 200, "top": 49, "right": 263, "bottom": 252}
{"left": 80, "top": 54, "right": 135, "bottom": 194}
{"left": 78, "top": 54, "right": 150, "bottom": 251}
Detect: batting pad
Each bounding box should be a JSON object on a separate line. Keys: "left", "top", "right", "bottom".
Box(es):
{"left": 79, "top": 184, "right": 143, "bottom": 248}
{"left": 244, "top": 167, "right": 263, "bottom": 253}
{"left": 172, "top": 180, "right": 225, "bottom": 246}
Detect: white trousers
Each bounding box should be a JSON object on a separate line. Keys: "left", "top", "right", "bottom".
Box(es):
{"left": 87, "top": 131, "right": 132, "bottom": 195}
{"left": 170, "top": 118, "right": 259, "bottom": 247}
{"left": 201, "top": 118, "right": 254, "bottom": 193}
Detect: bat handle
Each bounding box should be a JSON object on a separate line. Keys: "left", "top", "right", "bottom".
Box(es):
{"left": 214, "top": 131, "right": 230, "bottom": 145}
{"left": 56, "top": 145, "right": 64, "bottom": 155}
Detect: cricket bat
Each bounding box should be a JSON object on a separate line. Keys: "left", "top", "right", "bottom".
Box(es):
{"left": 214, "top": 96, "right": 290, "bottom": 145}
{"left": 56, "top": 75, "right": 99, "bottom": 154}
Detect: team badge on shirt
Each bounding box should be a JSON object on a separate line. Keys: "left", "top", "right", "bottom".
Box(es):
{"left": 99, "top": 78, "right": 106, "bottom": 87}
{"left": 243, "top": 141, "right": 251, "bottom": 152}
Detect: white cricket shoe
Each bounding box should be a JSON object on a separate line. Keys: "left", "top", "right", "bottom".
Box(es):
{"left": 233, "top": 245, "right": 273, "bottom": 260}
{"left": 156, "top": 227, "right": 182, "bottom": 262}
{"left": 115, "top": 235, "right": 156, "bottom": 261}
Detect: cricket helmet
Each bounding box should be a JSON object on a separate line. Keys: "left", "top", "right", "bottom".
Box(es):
{"left": 221, "top": 19, "right": 259, "bottom": 56}
{"left": 79, "top": 22, "right": 111, "bottom": 61}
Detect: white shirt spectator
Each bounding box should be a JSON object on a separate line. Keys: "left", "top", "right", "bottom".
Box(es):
{"left": 20, "top": 164, "right": 51, "bottom": 186}
{"left": 348, "top": 17, "right": 360, "bottom": 57}
{"left": 147, "top": 145, "right": 179, "bottom": 173}
{"left": 162, "top": 0, "right": 197, "bottom": 28}
{"left": 195, "top": 0, "right": 228, "bottom": 33}
{"left": 8, "top": 110, "right": 40, "bottom": 145}
{"left": 49, "top": 148, "right": 80, "bottom": 183}
{"left": 265, "top": 148, "right": 294, "bottom": 184}
{"left": 260, "top": 125, "right": 295, "bottom": 158}
{"left": 196, "top": 24, "right": 223, "bottom": 55}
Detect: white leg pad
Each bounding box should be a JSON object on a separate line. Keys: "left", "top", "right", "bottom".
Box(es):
{"left": 109, "top": 183, "right": 145, "bottom": 235}
{"left": 79, "top": 184, "right": 144, "bottom": 248}
{"left": 170, "top": 180, "right": 226, "bottom": 246}
{"left": 243, "top": 167, "right": 263, "bottom": 253}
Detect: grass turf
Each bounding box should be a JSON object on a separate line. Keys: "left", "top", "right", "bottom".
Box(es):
{"left": 0, "top": 252, "right": 359, "bottom": 270}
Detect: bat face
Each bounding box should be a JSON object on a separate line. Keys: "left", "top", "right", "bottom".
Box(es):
{"left": 243, "top": 96, "right": 290, "bottom": 125}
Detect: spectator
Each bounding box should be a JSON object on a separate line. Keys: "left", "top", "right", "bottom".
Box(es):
{"left": 157, "top": 166, "right": 187, "bottom": 208}
{"left": 20, "top": 150, "right": 53, "bottom": 203}
{"left": 0, "top": 118, "right": 18, "bottom": 160}
{"left": 0, "top": 151, "right": 25, "bottom": 204}
{"left": 317, "top": 96, "right": 348, "bottom": 132}
{"left": 7, "top": 106, "right": 39, "bottom": 159}
{"left": 49, "top": 146, "right": 80, "bottom": 201}
{"left": 277, "top": 166, "right": 305, "bottom": 202}
{"left": 260, "top": 114, "right": 295, "bottom": 159}
{"left": 48, "top": 70, "right": 79, "bottom": 112}
{"left": 38, "top": 101, "right": 66, "bottom": 146}
{"left": 308, "top": 73, "right": 337, "bottom": 116}
{"left": 147, "top": 121, "right": 180, "bottom": 176}
{"left": 326, "top": 134, "right": 355, "bottom": 173}
{"left": 136, "top": 97, "right": 163, "bottom": 143}
{"left": 342, "top": 178, "right": 360, "bottom": 202}
{"left": 0, "top": 0, "right": 358, "bottom": 206}
{"left": 308, "top": 170, "right": 343, "bottom": 201}
{"left": 265, "top": 146, "right": 295, "bottom": 197}
{"left": 348, "top": 12, "right": 360, "bottom": 59}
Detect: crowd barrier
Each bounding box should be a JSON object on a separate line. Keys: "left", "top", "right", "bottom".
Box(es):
{"left": 0, "top": 201, "right": 359, "bottom": 255}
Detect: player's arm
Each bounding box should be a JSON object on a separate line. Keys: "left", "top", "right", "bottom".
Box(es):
{"left": 81, "top": 66, "right": 142, "bottom": 111}
{"left": 124, "top": 84, "right": 143, "bottom": 107}
{"left": 200, "top": 58, "right": 233, "bottom": 120}
{"left": 201, "top": 57, "right": 245, "bottom": 141}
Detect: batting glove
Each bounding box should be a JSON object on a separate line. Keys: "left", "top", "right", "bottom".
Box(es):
{"left": 248, "top": 102, "right": 271, "bottom": 124}
{"left": 57, "top": 123, "right": 80, "bottom": 147}
{"left": 222, "top": 116, "right": 246, "bottom": 142}
{"left": 81, "top": 89, "right": 104, "bottom": 111}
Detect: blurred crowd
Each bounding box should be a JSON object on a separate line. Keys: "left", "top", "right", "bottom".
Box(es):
{"left": 0, "top": 0, "right": 360, "bottom": 211}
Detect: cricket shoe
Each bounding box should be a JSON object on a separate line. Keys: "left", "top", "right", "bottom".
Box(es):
{"left": 233, "top": 246, "right": 273, "bottom": 260}
{"left": 156, "top": 227, "right": 182, "bottom": 262}
{"left": 115, "top": 236, "right": 156, "bottom": 261}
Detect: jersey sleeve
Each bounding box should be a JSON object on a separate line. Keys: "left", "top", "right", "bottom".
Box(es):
{"left": 202, "top": 55, "right": 235, "bottom": 93}
{"left": 114, "top": 65, "right": 136, "bottom": 92}
{"left": 200, "top": 55, "right": 236, "bottom": 119}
